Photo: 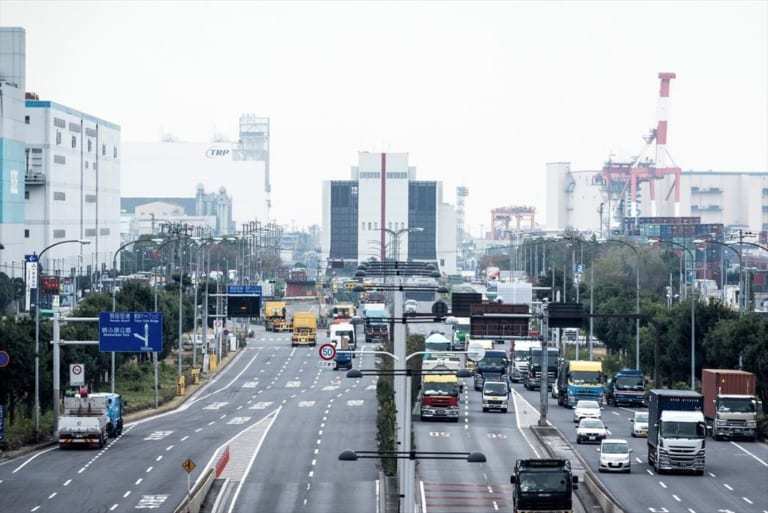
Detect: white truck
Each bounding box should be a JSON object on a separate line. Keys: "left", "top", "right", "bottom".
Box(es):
{"left": 510, "top": 339, "right": 540, "bottom": 383}
{"left": 58, "top": 395, "right": 109, "bottom": 449}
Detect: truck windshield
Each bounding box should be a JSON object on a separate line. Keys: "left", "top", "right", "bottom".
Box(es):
{"left": 518, "top": 471, "right": 569, "bottom": 493}
{"left": 484, "top": 382, "right": 508, "bottom": 396}
{"left": 569, "top": 371, "right": 602, "bottom": 385}
{"left": 423, "top": 384, "right": 459, "bottom": 396}
{"left": 615, "top": 376, "right": 643, "bottom": 389}
{"left": 660, "top": 421, "right": 706, "bottom": 438}
{"left": 717, "top": 398, "right": 755, "bottom": 413}
{"left": 479, "top": 355, "right": 507, "bottom": 370}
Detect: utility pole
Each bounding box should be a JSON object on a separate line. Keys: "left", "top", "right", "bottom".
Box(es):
{"left": 539, "top": 301, "right": 550, "bottom": 427}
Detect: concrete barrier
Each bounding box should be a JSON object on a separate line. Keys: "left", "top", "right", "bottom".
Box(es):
{"left": 174, "top": 468, "right": 216, "bottom": 513}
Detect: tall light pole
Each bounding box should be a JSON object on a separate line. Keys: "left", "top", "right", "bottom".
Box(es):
{"left": 654, "top": 240, "right": 696, "bottom": 390}
{"left": 34, "top": 239, "right": 90, "bottom": 436}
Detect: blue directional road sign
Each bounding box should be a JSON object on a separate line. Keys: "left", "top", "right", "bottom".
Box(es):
{"left": 227, "top": 285, "right": 262, "bottom": 295}
{"left": 99, "top": 312, "right": 164, "bottom": 353}
{"left": 0, "top": 350, "right": 9, "bottom": 367}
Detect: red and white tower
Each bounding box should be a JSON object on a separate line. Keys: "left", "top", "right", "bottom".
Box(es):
{"left": 652, "top": 72, "right": 682, "bottom": 216}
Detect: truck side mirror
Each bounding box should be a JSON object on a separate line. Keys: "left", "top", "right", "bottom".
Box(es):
{"left": 510, "top": 475, "right": 516, "bottom": 484}
{"left": 572, "top": 475, "right": 579, "bottom": 489}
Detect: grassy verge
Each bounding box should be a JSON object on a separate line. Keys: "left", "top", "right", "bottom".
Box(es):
{"left": 105, "top": 360, "right": 178, "bottom": 414}
{"left": 1, "top": 411, "right": 55, "bottom": 451}
{"left": 376, "top": 335, "right": 397, "bottom": 477}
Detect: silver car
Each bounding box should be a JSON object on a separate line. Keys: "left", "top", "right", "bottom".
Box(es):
{"left": 630, "top": 411, "right": 649, "bottom": 437}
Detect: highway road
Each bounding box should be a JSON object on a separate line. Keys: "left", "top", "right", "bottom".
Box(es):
{"left": 515, "top": 382, "right": 768, "bottom": 513}
{"left": 0, "top": 318, "right": 379, "bottom": 513}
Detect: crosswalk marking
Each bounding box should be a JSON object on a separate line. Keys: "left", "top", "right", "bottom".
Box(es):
{"left": 249, "top": 401, "right": 274, "bottom": 410}
{"left": 298, "top": 401, "right": 316, "bottom": 408}
{"left": 322, "top": 385, "right": 339, "bottom": 391}
{"left": 286, "top": 381, "right": 301, "bottom": 388}
{"left": 347, "top": 400, "right": 364, "bottom": 407}
{"left": 429, "top": 432, "right": 450, "bottom": 438}
{"left": 241, "top": 381, "right": 258, "bottom": 388}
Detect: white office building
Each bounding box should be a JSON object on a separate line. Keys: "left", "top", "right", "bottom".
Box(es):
{"left": 546, "top": 162, "right": 768, "bottom": 234}
{"left": 0, "top": 27, "right": 121, "bottom": 276}
{"left": 321, "top": 152, "right": 456, "bottom": 274}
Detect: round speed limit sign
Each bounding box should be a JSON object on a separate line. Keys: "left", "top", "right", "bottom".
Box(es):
{"left": 319, "top": 343, "right": 336, "bottom": 361}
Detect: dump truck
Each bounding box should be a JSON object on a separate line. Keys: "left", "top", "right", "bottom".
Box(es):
{"left": 420, "top": 374, "right": 460, "bottom": 422}
{"left": 556, "top": 360, "right": 604, "bottom": 406}
{"left": 58, "top": 390, "right": 123, "bottom": 449}
{"left": 702, "top": 369, "right": 760, "bottom": 441}
{"left": 510, "top": 459, "right": 578, "bottom": 513}
{"left": 605, "top": 368, "right": 646, "bottom": 407}
{"left": 291, "top": 311, "right": 318, "bottom": 346}
{"left": 647, "top": 389, "right": 706, "bottom": 474}
{"left": 264, "top": 301, "right": 289, "bottom": 332}
{"left": 523, "top": 347, "right": 559, "bottom": 391}
{"left": 363, "top": 304, "right": 389, "bottom": 343}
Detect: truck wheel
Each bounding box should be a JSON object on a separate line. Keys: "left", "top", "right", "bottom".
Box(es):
{"left": 482, "top": 407, "right": 487, "bottom": 412}
{"left": 694, "top": 469, "right": 704, "bottom": 476}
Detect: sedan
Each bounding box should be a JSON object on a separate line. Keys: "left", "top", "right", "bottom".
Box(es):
{"left": 576, "top": 418, "right": 611, "bottom": 444}
{"left": 573, "top": 400, "right": 602, "bottom": 423}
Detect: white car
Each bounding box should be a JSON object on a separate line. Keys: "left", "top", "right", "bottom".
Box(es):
{"left": 630, "top": 411, "right": 649, "bottom": 437}
{"left": 599, "top": 439, "right": 632, "bottom": 473}
{"left": 576, "top": 418, "right": 611, "bottom": 444}
{"left": 573, "top": 400, "right": 602, "bottom": 423}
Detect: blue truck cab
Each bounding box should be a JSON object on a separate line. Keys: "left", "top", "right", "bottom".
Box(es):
{"left": 605, "top": 368, "right": 646, "bottom": 407}
{"left": 90, "top": 392, "right": 124, "bottom": 437}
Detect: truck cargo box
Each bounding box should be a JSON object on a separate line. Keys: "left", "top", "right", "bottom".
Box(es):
{"left": 701, "top": 369, "right": 756, "bottom": 420}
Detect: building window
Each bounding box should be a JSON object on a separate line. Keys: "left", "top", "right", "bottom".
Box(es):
{"left": 368, "top": 222, "right": 372, "bottom": 230}
{"left": 25, "top": 115, "right": 30, "bottom": 125}
{"left": 54, "top": 191, "right": 66, "bottom": 201}
{"left": 68, "top": 122, "right": 81, "bottom": 133}
{"left": 87, "top": 139, "right": 92, "bottom": 152}
{"left": 374, "top": 222, "right": 378, "bottom": 230}
{"left": 24, "top": 229, "right": 30, "bottom": 238}
{"left": 85, "top": 194, "right": 97, "bottom": 203}
{"left": 53, "top": 117, "right": 66, "bottom": 129}
{"left": 388, "top": 222, "right": 392, "bottom": 229}
{"left": 53, "top": 229, "right": 66, "bottom": 239}
{"left": 53, "top": 155, "right": 66, "bottom": 165}
{"left": 85, "top": 161, "right": 89, "bottom": 169}
{"left": 113, "top": 146, "right": 118, "bottom": 159}
{"left": 71, "top": 136, "right": 77, "bottom": 149}
{"left": 85, "top": 228, "right": 97, "bottom": 237}
{"left": 93, "top": 162, "right": 98, "bottom": 171}
{"left": 24, "top": 191, "right": 29, "bottom": 200}
{"left": 100, "top": 228, "right": 110, "bottom": 235}
{"left": 102, "top": 144, "right": 106, "bottom": 156}
{"left": 361, "top": 222, "right": 365, "bottom": 231}
{"left": 56, "top": 131, "right": 62, "bottom": 145}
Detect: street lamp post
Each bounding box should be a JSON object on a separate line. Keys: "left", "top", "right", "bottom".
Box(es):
{"left": 34, "top": 239, "right": 90, "bottom": 436}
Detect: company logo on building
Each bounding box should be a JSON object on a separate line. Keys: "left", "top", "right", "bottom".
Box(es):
{"left": 205, "top": 145, "right": 233, "bottom": 159}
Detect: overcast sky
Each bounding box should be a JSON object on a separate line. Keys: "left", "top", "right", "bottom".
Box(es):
{"left": 2, "top": 1, "right": 766, "bottom": 233}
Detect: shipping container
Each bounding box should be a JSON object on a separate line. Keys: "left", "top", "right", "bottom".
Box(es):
{"left": 701, "top": 369, "right": 756, "bottom": 420}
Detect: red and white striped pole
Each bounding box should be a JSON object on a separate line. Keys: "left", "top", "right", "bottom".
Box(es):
{"left": 656, "top": 72, "right": 677, "bottom": 216}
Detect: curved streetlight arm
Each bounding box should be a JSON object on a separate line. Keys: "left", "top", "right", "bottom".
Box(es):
{"left": 38, "top": 239, "right": 90, "bottom": 259}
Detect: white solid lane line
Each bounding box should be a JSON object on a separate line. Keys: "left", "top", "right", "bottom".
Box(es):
{"left": 63, "top": 479, "right": 72, "bottom": 486}
{"left": 11, "top": 447, "right": 57, "bottom": 474}
{"left": 723, "top": 483, "right": 733, "bottom": 491}
{"left": 135, "top": 478, "right": 143, "bottom": 485}
{"left": 48, "top": 492, "right": 57, "bottom": 499}
{"left": 123, "top": 491, "right": 132, "bottom": 498}
{"left": 730, "top": 441, "right": 768, "bottom": 467}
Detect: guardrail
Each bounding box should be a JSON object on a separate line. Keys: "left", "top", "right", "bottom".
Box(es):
{"left": 173, "top": 468, "right": 216, "bottom": 513}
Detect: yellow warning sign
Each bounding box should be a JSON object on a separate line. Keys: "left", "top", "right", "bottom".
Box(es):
{"left": 181, "top": 458, "right": 196, "bottom": 473}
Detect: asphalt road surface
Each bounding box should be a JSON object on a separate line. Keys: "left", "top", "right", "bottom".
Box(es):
{"left": 0, "top": 321, "right": 379, "bottom": 513}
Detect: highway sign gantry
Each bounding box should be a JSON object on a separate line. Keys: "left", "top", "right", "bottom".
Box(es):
{"left": 98, "top": 312, "right": 163, "bottom": 353}
{"left": 319, "top": 343, "right": 336, "bottom": 361}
